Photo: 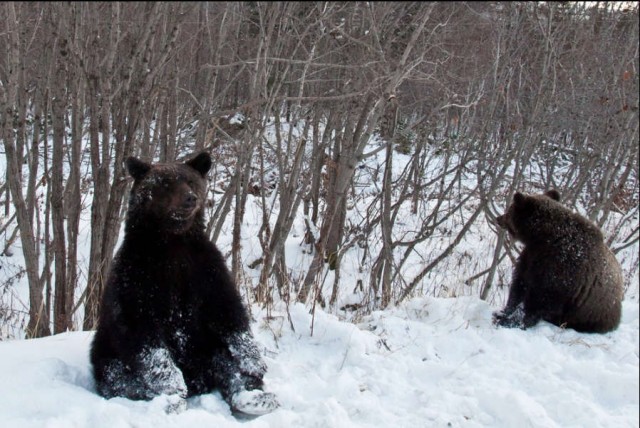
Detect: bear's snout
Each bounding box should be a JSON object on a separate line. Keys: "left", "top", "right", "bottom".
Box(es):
{"left": 182, "top": 192, "right": 198, "bottom": 210}
{"left": 496, "top": 214, "right": 516, "bottom": 237}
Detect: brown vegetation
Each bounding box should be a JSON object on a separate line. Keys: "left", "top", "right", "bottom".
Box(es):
{"left": 0, "top": 2, "right": 637, "bottom": 337}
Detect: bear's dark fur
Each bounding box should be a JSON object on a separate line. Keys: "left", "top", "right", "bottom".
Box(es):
{"left": 492, "top": 189, "right": 624, "bottom": 334}
{"left": 90, "top": 152, "right": 278, "bottom": 415}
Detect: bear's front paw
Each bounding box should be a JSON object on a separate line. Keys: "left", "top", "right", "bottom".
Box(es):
{"left": 492, "top": 304, "right": 525, "bottom": 329}
{"left": 521, "top": 313, "right": 541, "bottom": 330}
{"left": 492, "top": 310, "right": 510, "bottom": 326}
{"left": 231, "top": 390, "right": 280, "bottom": 416}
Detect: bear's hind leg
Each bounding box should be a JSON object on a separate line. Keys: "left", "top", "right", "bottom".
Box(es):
{"left": 95, "top": 347, "right": 187, "bottom": 413}
{"left": 95, "top": 358, "right": 146, "bottom": 400}
{"left": 207, "top": 332, "right": 279, "bottom": 415}
{"left": 140, "top": 347, "right": 188, "bottom": 404}
{"left": 230, "top": 389, "right": 280, "bottom": 416}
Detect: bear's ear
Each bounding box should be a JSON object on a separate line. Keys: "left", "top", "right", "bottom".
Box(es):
{"left": 126, "top": 157, "right": 151, "bottom": 181}
{"left": 544, "top": 189, "right": 560, "bottom": 201}
{"left": 513, "top": 192, "right": 526, "bottom": 206}
{"left": 186, "top": 151, "right": 212, "bottom": 177}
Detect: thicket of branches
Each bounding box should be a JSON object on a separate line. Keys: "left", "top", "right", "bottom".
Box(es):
{"left": 1, "top": 2, "right": 638, "bottom": 338}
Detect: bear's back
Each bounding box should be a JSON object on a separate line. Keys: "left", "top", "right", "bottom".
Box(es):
{"left": 502, "top": 191, "right": 624, "bottom": 334}
{"left": 564, "top": 245, "right": 623, "bottom": 333}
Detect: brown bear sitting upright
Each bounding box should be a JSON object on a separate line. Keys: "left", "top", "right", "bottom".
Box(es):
{"left": 492, "top": 189, "right": 624, "bottom": 333}
{"left": 90, "top": 151, "right": 279, "bottom": 415}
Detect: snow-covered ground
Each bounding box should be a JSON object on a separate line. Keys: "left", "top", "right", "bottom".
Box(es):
{"left": 1, "top": 115, "right": 638, "bottom": 427}
{"left": 0, "top": 294, "right": 637, "bottom": 428}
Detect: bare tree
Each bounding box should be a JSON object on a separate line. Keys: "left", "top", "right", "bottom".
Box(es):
{"left": 0, "top": 2, "right": 637, "bottom": 336}
{"left": 1, "top": 2, "right": 50, "bottom": 337}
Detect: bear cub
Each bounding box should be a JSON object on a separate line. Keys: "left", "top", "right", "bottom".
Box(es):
{"left": 90, "top": 151, "right": 279, "bottom": 415}
{"left": 492, "top": 189, "right": 624, "bottom": 334}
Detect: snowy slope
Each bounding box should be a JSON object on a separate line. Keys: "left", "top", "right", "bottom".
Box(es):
{"left": 0, "top": 295, "right": 637, "bottom": 428}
